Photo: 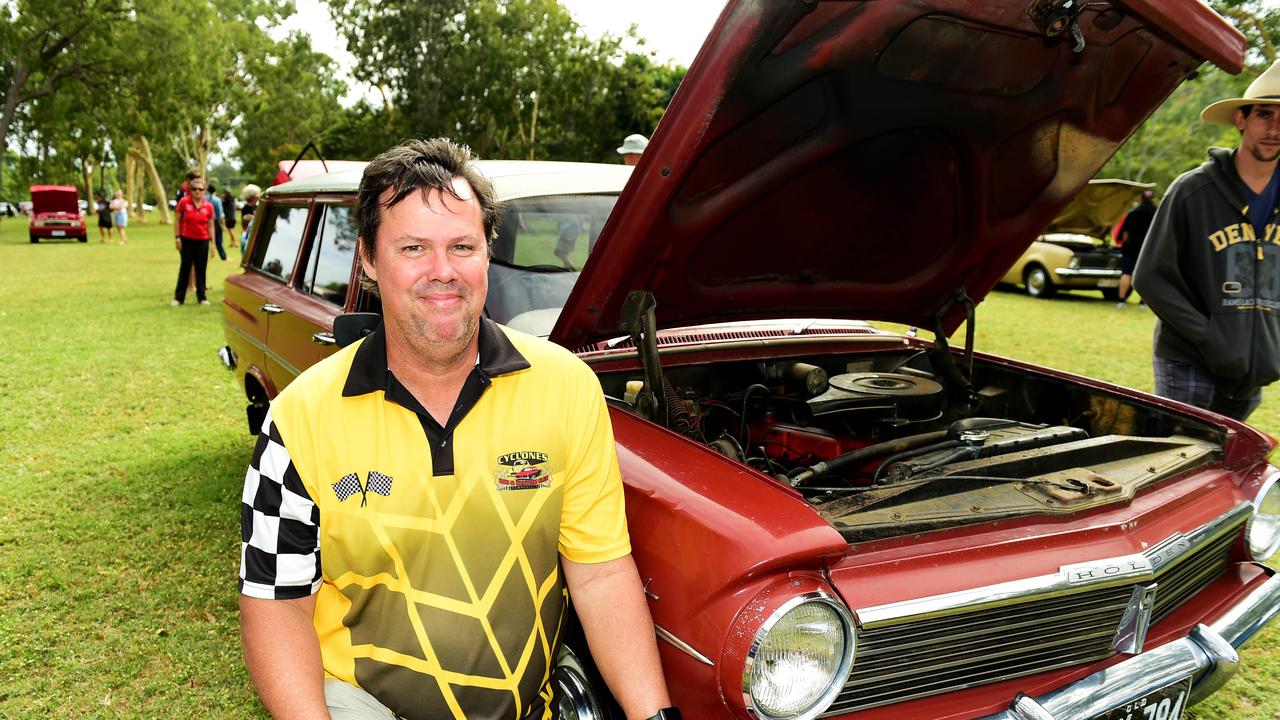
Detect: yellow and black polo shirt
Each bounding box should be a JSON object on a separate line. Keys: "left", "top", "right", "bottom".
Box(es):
{"left": 239, "top": 318, "right": 630, "bottom": 720}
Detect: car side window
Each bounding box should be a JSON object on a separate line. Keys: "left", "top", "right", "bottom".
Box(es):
{"left": 249, "top": 204, "right": 308, "bottom": 282}
{"left": 301, "top": 204, "right": 358, "bottom": 307}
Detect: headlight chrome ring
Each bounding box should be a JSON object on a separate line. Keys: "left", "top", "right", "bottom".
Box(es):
{"left": 742, "top": 591, "right": 856, "bottom": 720}
{"left": 1246, "top": 466, "right": 1280, "bottom": 561}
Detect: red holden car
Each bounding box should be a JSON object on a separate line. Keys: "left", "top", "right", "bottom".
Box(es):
{"left": 27, "top": 185, "right": 86, "bottom": 243}
{"left": 221, "top": 2, "right": 1280, "bottom": 719}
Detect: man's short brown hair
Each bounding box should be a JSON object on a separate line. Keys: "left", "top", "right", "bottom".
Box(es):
{"left": 355, "top": 138, "right": 501, "bottom": 271}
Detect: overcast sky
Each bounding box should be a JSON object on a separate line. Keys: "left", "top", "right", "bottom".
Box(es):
{"left": 277, "top": 0, "right": 729, "bottom": 105}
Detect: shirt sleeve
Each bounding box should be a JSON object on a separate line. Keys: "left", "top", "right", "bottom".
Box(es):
{"left": 239, "top": 407, "right": 323, "bottom": 599}
{"left": 558, "top": 364, "right": 631, "bottom": 564}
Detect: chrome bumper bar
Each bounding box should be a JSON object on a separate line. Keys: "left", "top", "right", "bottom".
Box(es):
{"left": 1053, "top": 268, "right": 1121, "bottom": 278}
{"left": 978, "top": 573, "right": 1280, "bottom": 720}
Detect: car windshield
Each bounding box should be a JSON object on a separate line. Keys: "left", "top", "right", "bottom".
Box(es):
{"left": 486, "top": 193, "right": 619, "bottom": 335}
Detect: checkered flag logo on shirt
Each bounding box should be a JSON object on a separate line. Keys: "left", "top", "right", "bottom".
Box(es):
{"left": 331, "top": 471, "right": 394, "bottom": 507}
{"left": 332, "top": 473, "right": 363, "bottom": 503}
{"left": 366, "top": 471, "right": 393, "bottom": 498}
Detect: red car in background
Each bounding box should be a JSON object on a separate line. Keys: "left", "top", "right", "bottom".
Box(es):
{"left": 27, "top": 185, "right": 86, "bottom": 243}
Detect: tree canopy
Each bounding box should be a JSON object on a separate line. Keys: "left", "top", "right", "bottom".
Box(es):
{"left": 1099, "top": 1, "right": 1280, "bottom": 194}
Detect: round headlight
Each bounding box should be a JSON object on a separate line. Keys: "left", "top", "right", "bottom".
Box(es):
{"left": 1068, "top": 256, "right": 1081, "bottom": 269}
{"left": 744, "top": 593, "right": 855, "bottom": 720}
{"left": 1247, "top": 469, "right": 1280, "bottom": 561}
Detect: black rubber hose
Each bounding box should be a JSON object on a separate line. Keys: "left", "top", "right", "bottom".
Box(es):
{"left": 871, "top": 439, "right": 965, "bottom": 484}
{"left": 789, "top": 429, "right": 949, "bottom": 486}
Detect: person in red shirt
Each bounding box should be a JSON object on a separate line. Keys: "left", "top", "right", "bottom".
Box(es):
{"left": 171, "top": 177, "right": 217, "bottom": 306}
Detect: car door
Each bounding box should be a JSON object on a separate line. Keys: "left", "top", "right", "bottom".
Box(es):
{"left": 243, "top": 202, "right": 314, "bottom": 390}
{"left": 225, "top": 199, "right": 309, "bottom": 396}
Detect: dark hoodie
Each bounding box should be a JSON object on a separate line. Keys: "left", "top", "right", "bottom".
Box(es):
{"left": 1134, "top": 147, "right": 1280, "bottom": 398}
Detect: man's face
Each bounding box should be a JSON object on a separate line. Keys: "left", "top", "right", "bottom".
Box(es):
{"left": 1236, "top": 105, "right": 1280, "bottom": 163}
{"left": 362, "top": 179, "right": 489, "bottom": 365}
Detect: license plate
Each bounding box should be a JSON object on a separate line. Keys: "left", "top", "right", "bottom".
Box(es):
{"left": 51, "top": 230, "right": 66, "bottom": 237}
{"left": 1097, "top": 279, "right": 1120, "bottom": 288}
{"left": 1091, "top": 677, "right": 1190, "bottom": 720}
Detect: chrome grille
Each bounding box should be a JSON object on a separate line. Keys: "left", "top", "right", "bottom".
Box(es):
{"left": 1152, "top": 526, "right": 1235, "bottom": 623}
{"left": 1074, "top": 251, "right": 1121, "bottom": 270}
{"left": 825, "top": 516, "right": 1244, "bottom": 716}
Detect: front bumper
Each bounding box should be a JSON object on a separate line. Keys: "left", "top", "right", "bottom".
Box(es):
{"left": 978, "top": 573, "right": 1280, "bottom": 720}
{"left": 29, "top": 224, "right": 85, "bottom": 238}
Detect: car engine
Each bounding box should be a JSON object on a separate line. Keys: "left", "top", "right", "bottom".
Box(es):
{"left": 599, "top": 348, "right": 1221, "bottom": 542}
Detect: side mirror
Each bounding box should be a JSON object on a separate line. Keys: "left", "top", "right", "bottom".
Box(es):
{"left": 333, "top": 312, "right": 381, "bottom": 348}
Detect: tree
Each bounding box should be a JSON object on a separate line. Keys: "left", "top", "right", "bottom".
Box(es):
{"left": 1098, "top": 1, "right": 1280, "bottom": 192}
{"left": 0, "top": 0, "right": 126, "bottom": 195}
{"left": 324, "top": 0, "right": 677, "bottom": 162}
{"left": 234, "top": 32, "right": 346, "bottom": 184}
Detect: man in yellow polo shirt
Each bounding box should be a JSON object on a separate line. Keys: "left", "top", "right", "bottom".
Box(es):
{"left": 238, "top": 138, "right": 678, "bottom": 720}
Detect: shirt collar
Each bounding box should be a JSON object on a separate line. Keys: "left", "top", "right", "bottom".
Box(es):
{"left": 342, "top": 316, "right": 531, "bottom": 397}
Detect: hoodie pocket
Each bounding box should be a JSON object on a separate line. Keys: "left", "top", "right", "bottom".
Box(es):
{"left": 1197, "top": 313, "right": 1249, "bottom": 381}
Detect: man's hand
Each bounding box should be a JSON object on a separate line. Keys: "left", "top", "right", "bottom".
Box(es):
{"left": 562, "top": 554, "right": 672, "bottom": 719}
{"left": 240, "top": 594, "right": 332, "bottom": 720}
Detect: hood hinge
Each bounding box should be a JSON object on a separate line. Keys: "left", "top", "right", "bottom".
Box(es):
{"left": 618, "top": 290, "right": 666, "bottom": 423}
{"left": 931, "top": 288, "right": 979, "bottom": 410}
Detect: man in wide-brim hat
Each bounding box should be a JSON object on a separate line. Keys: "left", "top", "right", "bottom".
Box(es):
{"left": 1135, "top": 60, "right": 1280, "bottom": 421}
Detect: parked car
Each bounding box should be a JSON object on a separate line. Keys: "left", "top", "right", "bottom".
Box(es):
{"left": 220, "top": 3, "right": 1279, "bottom": 720}
{"left": 27, "top": 185, "right": 86, "bottom": 243}
{"left": 17, "top": 200, "right": 32, "bottom": 214}
{"left": 1001, "top": 179, "right": 1154, "bottom": 299}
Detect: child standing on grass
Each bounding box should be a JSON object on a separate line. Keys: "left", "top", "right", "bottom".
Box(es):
{"left": 109, "top": 190, "right": 128, "bottom": 245}
{"left": 95, "top": 192, "right": 113, "bottom": 243}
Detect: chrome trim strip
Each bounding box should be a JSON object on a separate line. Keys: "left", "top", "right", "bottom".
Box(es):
{"left": 581, "top": 334, "right": 909, "bottom": 365}
{"left": 976, "top": 574, "right": 1280, "bottom": 720}
{"left": 1054, "top": 268, "right": 1121, "bottom": 278}
{"left": 227, "top": 325, "right": 302, "bottom": 379}
{"left": 858, "top": 503, "right": 1252, "bottom": 628}
{"left": 654, "top": 624, "right": 714, "bottom": 667}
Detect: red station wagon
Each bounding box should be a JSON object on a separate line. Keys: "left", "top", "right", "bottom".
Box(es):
{"left": 27, "top": 185, "right": 86, "bottom": 243}
{"left": 221, "top": 2, "right": 1280, "bottom": 719}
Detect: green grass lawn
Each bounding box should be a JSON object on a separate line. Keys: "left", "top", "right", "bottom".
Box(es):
{"left": 0, "top": 218, "right": 1275, "bottom": 717}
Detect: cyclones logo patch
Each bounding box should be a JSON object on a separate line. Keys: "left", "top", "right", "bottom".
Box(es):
{"left": 496, "top": 450, "right": 551, "bottom": 491}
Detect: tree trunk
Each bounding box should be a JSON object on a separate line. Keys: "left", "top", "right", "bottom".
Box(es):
{"left": 124, "top": 151, "right": 138, "bottom": 219}
{"left": 82, "top": 157, "right": 93, "bottom": 206}
{"left": 196, "top": 122, "right": 210, "bottom": 179}
{"left": 135, "top": 135, "right": 172, "bottom": 225}
{"left": 0, "top": 61, "right": 31, "bottom": 198}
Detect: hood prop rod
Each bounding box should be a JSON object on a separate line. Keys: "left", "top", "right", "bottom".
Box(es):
{"left": 618, "top": 290, "right": 667, "bottom": 425}
{"left": 930, "top": 289, "right": 979, "bottom": 410}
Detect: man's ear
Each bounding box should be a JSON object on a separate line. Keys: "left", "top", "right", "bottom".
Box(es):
{"left": 1235, "top": 107, "right": 1249, "bottom": 131}
{"left": 359, "top": 239, "right": 377, "bottom": 282}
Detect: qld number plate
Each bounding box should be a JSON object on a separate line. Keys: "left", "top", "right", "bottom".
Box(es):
{"left": 51, "top": 230, "right": 66, "bottom": 237}
{"left": 1092, "top": 678, "right": 1191, "bottom": 720}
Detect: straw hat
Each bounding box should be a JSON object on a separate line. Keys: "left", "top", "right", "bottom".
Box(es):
{"left": 1201, "top": 59, "right": 1280, "bottom": 126}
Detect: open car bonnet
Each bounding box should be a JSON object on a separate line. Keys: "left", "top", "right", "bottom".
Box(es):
{"left": 1043, "top": 178, "right": 1155, "bottom": 240}
{"left": 551, "top": 0, "right": 1243, "bottom": 348}
{"left": 29, "top": 185, "right": 81, "bottom": 215}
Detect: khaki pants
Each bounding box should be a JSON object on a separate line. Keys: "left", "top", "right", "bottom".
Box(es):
{"left": 325, "top": 679, "right": 396, "bottom": 719}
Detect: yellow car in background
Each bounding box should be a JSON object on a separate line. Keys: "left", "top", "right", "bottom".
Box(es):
{"left": 1001, "top": 179, "right": 1153, "bottom": 299}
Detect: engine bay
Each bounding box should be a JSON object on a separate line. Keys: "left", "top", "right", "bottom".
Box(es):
{"left": 598, "top": 345, "right": 1222, "bottom": 542}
